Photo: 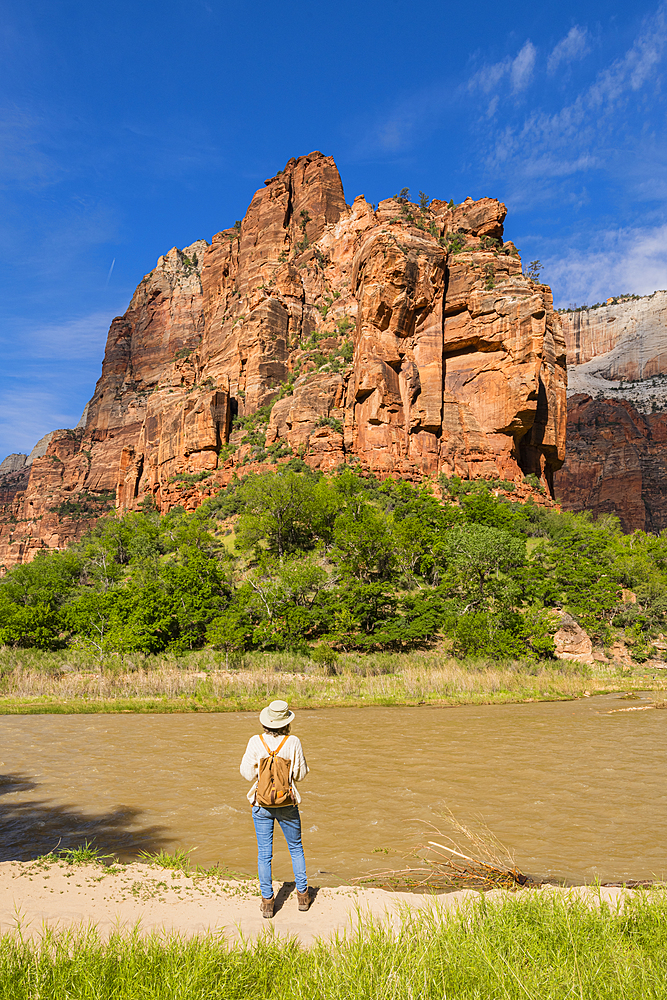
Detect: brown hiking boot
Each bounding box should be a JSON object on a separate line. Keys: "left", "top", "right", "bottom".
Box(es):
{"left": 297, "top": 888, "right": 311, "bottom": 911}
{"left": 260, "top": 895, "right": 274, "bottom": 919}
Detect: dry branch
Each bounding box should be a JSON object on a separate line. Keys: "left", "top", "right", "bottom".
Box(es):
{"left": 353, "top": 809, "right": 537, "bottom": 891}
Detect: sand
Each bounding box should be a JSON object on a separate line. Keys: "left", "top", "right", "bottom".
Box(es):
{"left": 0, "top": 860, "right": 637, "bottom": 946}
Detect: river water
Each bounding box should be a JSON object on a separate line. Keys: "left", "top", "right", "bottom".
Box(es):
{"left": 0, "top": 694, "right": 664, "bottom": 885}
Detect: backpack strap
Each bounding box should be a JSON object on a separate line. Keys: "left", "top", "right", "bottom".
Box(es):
{"left": 259, "top": 734, "right": 289, "bottom": 756}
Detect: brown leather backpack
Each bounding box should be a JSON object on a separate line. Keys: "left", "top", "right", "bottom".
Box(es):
{"left": 255, "top": 734, "right": 295, "bottom": 808}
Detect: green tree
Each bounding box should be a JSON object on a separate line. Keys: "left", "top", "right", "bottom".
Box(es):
{"left": 0, "top": 549, "right": 82, "bottom": 608}
{"left": 236, "top": 471, "right": 337, "bottom": 557}
{"left": 337, "top": 582, "right": 397, "bottom": 639}
{"left": 4, "top": 462, "right": 664, "bottom": 665}
{"left": 0, "top": 549, "right": 82, "bottom": 648}
{"left": 526, "top": 260, "right": 543, "bottom": 282}
{"left": 0, "top": 602, "right": 62, "bottom": 649}
{"left": 245, "top": 556, "right": 327, "bottom": 617}
{"left": 392, "top": 514, "right": 430, "bottom": 579}
{"left": 526, "top": 511, "right": 621, "bottom": 640}
{"left": 333, "top": 508, "right": 395, "bottom": 581}
{"left": 64, "top": 587, "right": 176, "bottom": 661}
{"left": 441, "top": 524, "right": 525, "bottom": 607}
{"left": 310, "top": 642, "right": 339, "bottom": 675}
{"left": 158, "top": 553, "right": 231, "bottom": 651}
{"left": 369, "top": 591, "right": 446, "bottom": 651}
{"left": 206, "top": 612, "right": 252, "bottom": 667}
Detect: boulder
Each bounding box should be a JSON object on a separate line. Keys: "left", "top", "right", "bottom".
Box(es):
{"left": 553, "top": 613, "right": 594, "bottom": 664}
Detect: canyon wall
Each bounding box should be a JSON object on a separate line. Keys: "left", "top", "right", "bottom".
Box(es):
{"left": 554, "top": 292, "right": 667, "bottom": 532}
{"left": 0, "top": 152, "right": 567, "bottom": 568}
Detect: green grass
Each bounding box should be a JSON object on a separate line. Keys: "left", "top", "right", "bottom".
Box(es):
{"left": 51, "top": 842, "right": 114, "bottom": 865}
{"left": 1, "top": 892, "right": 666, "bottom": 997}
{"left": 0, "top": 645, "right": 665, "bottom": 714}
{"left": 136, "top": 848, "right": 255, "bottom": 882}
{"left": 137, "top": 848, "right": 196, "bottom": 872}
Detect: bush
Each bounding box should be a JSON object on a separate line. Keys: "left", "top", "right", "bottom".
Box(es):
{"left": 2, "top": 467, "right": 664, "bottom": 662}
{"left": 310, "top": 643, "right": 339, "bottom": 675}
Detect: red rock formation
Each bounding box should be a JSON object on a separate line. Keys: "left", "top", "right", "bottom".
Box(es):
{"left": 554, "top": 394, "right": 667, "bottom": 533}
{"left": 555, "top": 292, "right": 667, "bottom": 532}
{"left": 0, "top": 153, "right": 567, "bottom": 568}
{"left": 0, "top": 454, "right": 29, "bottom": 507}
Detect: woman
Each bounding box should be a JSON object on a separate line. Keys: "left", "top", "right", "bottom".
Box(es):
{"left": 240, "top": 699, "right": 311, "bottom": 918}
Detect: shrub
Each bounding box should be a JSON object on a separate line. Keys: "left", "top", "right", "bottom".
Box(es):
{"left": 310, "top": 642, "right": 339, "bottom": 675}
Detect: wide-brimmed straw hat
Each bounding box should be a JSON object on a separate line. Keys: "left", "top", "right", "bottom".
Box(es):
{"left": 259, "top": 699, "right": 295, "bottom": 729}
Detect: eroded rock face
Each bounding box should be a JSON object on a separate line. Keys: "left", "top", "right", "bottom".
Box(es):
{"left": 563, "top": 291, "right": 667, "bottom": 384}
{"left": 0, "top": 466, "right": 30, "bottom": 506}
{"left": 0, "top": 454, "right": 26, "bottom": 475}
{"left": 554, "top": 394, "right": 667, "bottom": 533}
{"left": 555, "top": 292, "right": 667, "bottom": 532}
{"left": 349, "top": 229, "right": 448, "bottom": 474}
{"left": 342, "top": 194, "right": 565, "bottom": 484}
{"left": 0, "top": 153, "right": 567, "bottom": 567}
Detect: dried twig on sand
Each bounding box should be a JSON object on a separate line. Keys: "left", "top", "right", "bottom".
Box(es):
{"left": 354, "top": 809, "right": 536, "bottom": 891}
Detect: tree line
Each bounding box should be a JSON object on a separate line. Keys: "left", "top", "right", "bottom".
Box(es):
{"left": 1, "top": 468, "right": 666, "bottom": 664}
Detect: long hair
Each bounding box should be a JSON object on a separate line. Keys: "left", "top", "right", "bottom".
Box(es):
{"left": 262, "top": 723, "right": 291, "bottom": 737}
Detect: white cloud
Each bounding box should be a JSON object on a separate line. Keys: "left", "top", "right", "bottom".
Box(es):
{"left": 464, "top": 39, "right": 537, "bottom": 103}
{"left": 547, "top": 26, "right": 590, "bottom": 74}
{"left": 12, "top": 311, "right": 114, "bottom": 364}
{"left": 346, "top": 81, "right": 449, "bottom": 157}
{"left": 546, "top": 223, "right": 667, "bottom": 306}
{"left": 348, "top": 2, "right": 666, "bottom": 171}
{"left": 0, "top": 386, "right": 86, "bottom": 457}
{"left": 467, "top": 41, "right": 537, "bottom": 97}
{"left": 589, "top": 4, "right": 666, "bottom": 106}
{"left": 481, "top": 3, "right": 667, "bottom": 193}
{"left": 0, "top": 310, "right": 117, "bottom": 458}
{"left": 0, "top": 106, "right": 64, "bottom": 191}
{"left": 468, "top": 57, "right": 512, "bottom": 95}
{"left": 511, "top": 41, "right": 537, "bottom": 92}
{"left": 519, "top": 152, "right": 598, "bottom": 180}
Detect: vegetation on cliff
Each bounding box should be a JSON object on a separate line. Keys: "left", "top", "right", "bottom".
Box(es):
{"left": 1, "top": 469, "right": 667, "bottom": 666}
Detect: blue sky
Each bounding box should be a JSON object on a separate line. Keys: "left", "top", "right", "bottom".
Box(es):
{"left": 1, "top": 0, "right": 666, "bottom": 459}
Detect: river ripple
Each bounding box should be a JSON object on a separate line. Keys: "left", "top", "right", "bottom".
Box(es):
{"left": 0, "top": 694, "right": 664, "bottom": 884}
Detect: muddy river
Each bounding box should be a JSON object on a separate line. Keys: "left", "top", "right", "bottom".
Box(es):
{"left": 0, "top": 694, "right": 664, "bottom": 885}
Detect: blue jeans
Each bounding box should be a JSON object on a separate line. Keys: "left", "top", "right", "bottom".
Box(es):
{"left": 252, "top": 805, "right": 308, "bottom": 899}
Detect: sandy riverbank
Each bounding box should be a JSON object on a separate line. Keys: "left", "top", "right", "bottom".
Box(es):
{"left": 0, "top": 860, "right": 648, "bottom": 945}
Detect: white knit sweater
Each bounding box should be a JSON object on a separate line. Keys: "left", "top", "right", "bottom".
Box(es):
{"left": 240, "top": 733, "right": 309, "bottom": 805}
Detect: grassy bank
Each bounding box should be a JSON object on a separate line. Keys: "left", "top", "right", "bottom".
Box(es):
{"left": 1, "top": 892, "right": 666, "bottom": 998}
{"left": 0, "top": 647, "right": 665, "bottom": 714}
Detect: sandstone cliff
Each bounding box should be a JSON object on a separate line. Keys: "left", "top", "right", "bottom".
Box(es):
{"left": 554, "top": 291, "right": 667, "bottom": 532}
{"left": 563, "top": 291, "right": 667, "bottom": 401}
{"left": 0, "top": 153, "right": 566, "bottom": 568}
{"left": 0, "top": 455, "right": 27, "bottom": 475}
